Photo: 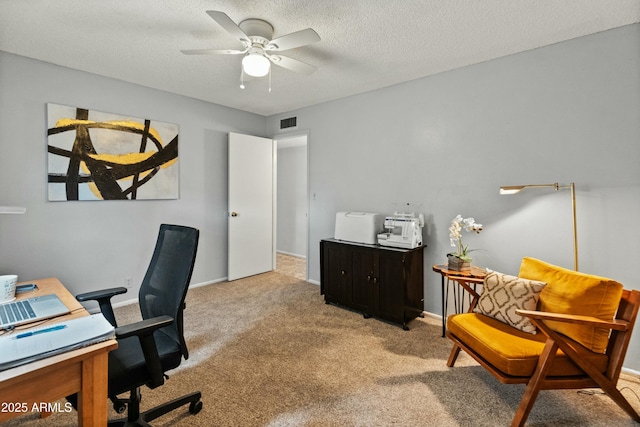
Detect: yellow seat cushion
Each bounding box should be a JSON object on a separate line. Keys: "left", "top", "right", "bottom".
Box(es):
{"left": 447, "top": 312, "right": 609, "bottom": 377}
{"left": 519, "top": 257, "right": 623, "bottom": 353}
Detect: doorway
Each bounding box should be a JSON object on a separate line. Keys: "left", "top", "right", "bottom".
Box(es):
{"left": 274, "top": 133, "right": 308, "bottom": 281}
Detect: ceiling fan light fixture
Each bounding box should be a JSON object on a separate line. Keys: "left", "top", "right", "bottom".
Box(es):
{"left": 242, "top": 52, "right": 270, "bottom": 77}
{"left": 182, "top": 11, "right": 320, "bottom": 84}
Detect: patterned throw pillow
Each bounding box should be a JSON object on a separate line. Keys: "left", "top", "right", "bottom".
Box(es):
{"left": 473, "top": 271, "right": 547, "bottom": 334}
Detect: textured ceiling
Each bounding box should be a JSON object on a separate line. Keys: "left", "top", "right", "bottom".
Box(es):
{"left": 1, "top": 1, "right": 639, "bottom": 116}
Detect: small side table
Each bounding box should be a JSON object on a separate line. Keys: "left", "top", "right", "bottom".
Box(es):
{"left": 432, "top": 264, "right": 486, "bottom": 337}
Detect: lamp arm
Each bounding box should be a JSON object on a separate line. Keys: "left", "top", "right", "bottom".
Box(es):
{"left": 499, "top": 181, "right": 578, "bottom": 271}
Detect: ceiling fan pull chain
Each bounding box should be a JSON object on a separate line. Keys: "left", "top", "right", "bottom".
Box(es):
{"left": 268, "top": 67, "right": 272, "bottom": 93}
{"left": 240, "top": 69, "right": 245, "bottom": 90}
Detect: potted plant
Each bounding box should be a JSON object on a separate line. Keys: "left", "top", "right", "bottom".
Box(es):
{"left": 448, "top": 215, "right": 483, "bottom": 271}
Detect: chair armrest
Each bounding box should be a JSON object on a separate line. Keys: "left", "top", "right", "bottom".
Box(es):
{"left": 75, "top": 287, "right": 128, "bottom": 327}
{"left": 115, "top": 315, "right": 174, "bottom": 389}
{"left": 115, "top": 315, "right": 173, "bottom": 339}
{"left": 76, "top": 287, "right": 128, "bottom": 302}
{"left": 516, "top": 309, "right": 629, "bottom": 331}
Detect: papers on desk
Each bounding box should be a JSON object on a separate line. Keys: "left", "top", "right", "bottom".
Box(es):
{"left": 0, "top": 313, "right": 115, "bottom": 371}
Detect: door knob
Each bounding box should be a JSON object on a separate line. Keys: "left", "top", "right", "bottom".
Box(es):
{"left": 230, "top": 212, "right": 238, "bottom": 217}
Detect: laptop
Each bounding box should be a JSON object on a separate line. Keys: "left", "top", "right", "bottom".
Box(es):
{"left": 0, "top": 294, "right": 70, "bottom": 329}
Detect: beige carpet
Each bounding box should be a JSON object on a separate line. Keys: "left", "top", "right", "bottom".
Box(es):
{"left": 276, "top": 253, "right": 306, "bottom": 281}
{"left": 6, "top": 271, "right": 640, "bottom": 426}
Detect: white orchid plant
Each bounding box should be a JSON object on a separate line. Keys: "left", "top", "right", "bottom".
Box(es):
{"left": 449, "top": 215, "right": 483, "bottom": 261}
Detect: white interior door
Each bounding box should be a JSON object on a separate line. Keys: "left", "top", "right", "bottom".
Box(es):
{"left": 228, "top": 132, "right": 274, "bottom": 281}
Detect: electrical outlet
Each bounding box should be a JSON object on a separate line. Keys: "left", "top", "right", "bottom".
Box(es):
{"left": 124, "top": 277, "right": 132, "bottom": 289}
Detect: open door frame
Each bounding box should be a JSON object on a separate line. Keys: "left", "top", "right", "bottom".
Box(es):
{"left": 273, "top": 130, "right": 309, "bottom": 281}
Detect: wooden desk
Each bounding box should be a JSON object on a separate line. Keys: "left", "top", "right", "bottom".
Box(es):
{"left": 0, "top": 278, "right": 117, "bottom": 425}
{"left": 432, "top": 265, "right": 486, "bottom": 337}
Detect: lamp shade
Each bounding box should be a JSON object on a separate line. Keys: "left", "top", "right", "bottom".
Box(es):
{"left": 242, "top": 53, "right": 270, "bottom": 77}
{"left": 499, "top": 186, "right": 524, "bottom": 195}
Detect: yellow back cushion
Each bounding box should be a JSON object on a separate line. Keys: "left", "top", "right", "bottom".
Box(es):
{"left": 518, "top": 257, "right": 622, "bottom": 353}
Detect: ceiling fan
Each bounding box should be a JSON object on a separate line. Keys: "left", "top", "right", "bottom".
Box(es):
{"left": 181, "top": 11, "right": 320, "bottom": 83}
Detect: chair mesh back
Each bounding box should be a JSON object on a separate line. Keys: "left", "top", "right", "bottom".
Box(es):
{"left": 139, "top": 224, "right": 199, "bottom": 358}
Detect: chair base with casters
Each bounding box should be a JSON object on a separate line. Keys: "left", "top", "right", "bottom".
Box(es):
{"left": 72, "top": 224, "right": 202, "bottom": 426}
{"left": 108, "top": 387, "right": 202, "bottom": 427}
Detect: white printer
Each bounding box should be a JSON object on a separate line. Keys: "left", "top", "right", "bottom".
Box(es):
{"left": 334, "top": 212, "right": 383, "bottom": 245}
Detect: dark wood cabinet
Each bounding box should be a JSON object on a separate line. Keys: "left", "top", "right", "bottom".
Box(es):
{"left": 320, "top": 238, "right": 424, "bottom": 329}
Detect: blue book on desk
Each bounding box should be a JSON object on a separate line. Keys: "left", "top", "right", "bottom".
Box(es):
{"left": 0, "top": 313, "right": 115, "bottom": 371}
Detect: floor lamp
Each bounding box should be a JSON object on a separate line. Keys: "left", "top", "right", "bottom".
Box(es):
{"left": 499, "top": 182, "right": 578, "bottom": 271}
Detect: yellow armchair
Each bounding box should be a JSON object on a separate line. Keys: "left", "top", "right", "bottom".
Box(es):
{"left": 446, "top": 258, "right": 640, "bottom": 427}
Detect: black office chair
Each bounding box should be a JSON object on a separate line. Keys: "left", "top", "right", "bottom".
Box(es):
{"left": 74, "top": 224, "right": 202, "bottom": 426}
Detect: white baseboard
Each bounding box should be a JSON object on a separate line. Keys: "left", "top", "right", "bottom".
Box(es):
{"left": 113, "top": 297, "right": 138, "bottom": 309}
{"left": 422, "top": 311, "right": 442, "bottom": 321}
{"left": 622, "top": 367, "right": 640, "bottom": 378}
{"left": 189, "top": 277, "right": 228, "bottom": 289}
{"left": 276, "top": 250, "right": 306, "bottom": 259}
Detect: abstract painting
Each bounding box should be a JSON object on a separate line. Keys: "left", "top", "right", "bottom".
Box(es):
{"left": 47, "top": 103, "right": 179, "bottom": 201}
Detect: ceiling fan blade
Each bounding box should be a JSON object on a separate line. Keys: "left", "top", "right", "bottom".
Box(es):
{"left": 265, "top": 28, "right": 320, "bottom": 51}
{"left": 206, "top": 10, "right": 250, "bottom": 44}
{"left": 268, "top": 54, "right": 317, "bottom": 75}
{"left": 181, "top": 48, "right": 247, "bottom": 55}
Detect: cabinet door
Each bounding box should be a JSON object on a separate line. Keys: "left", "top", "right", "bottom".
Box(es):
{"left": 403, "top": 247, "right": 425, "bottom": 318}
{"left": 350, "top": 246, "right": 375, "bottom": 315}
{"left": 322, "top": 242, "right": 352, "bottom": 305}
{"left": 376, "top": 250, "right": 405, "bottom": 324}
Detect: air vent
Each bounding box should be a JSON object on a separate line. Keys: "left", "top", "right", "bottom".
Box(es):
{"left": 280, "top": 117, "right": 297, "bottom": 129}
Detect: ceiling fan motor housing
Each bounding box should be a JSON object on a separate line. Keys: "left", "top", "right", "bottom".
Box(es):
{"left": 239, "top": 19, "right": 274, "bottom": 45}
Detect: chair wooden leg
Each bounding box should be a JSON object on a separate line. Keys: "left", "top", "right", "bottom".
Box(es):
{"left": 447, "top": 343, "right": 462, "bottom": 367}
{"left": 511, "top": 339, "right": 558, "bottom": 427}
{"left": 601, "top": 383, "right": 640, "bottom": 422}
{"left": 535, "top": 319, "right": 640, "bottom": 423}
{"left": 564, "top": 353, "right": 640, "bottom": 422}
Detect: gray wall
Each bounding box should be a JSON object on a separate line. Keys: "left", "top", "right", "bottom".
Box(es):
{"left": 267, "top": 25, "right": 640, "bottom": 369}
{"left": 276, "top": 145, "right": 308, "bottom": 258}
{"left": 0, "top": 51, "right": 267, "bottom": 305}
{"left": 2, "top": 23, "right": 640, "bottom": 369}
